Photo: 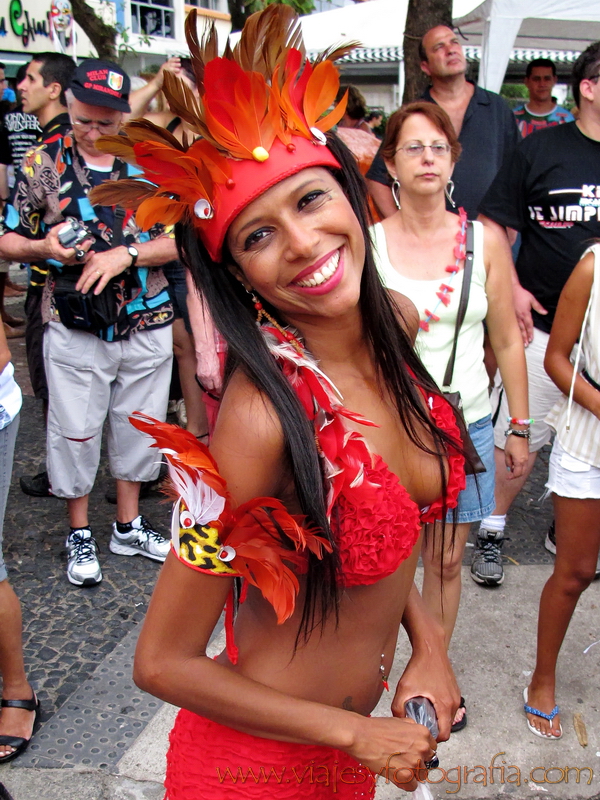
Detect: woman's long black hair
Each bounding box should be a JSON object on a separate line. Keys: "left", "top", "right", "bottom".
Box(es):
{"left": 177, "top": 133, "right": 458, "bottom": 642}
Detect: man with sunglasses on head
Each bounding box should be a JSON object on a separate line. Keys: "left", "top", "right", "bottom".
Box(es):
{"left": 0, "top": 60, "right": 177, "bottom": 587}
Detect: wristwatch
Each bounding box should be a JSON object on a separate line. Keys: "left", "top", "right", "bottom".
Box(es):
{"left": 127, "top": 245, "right": 139, "bottom": 268}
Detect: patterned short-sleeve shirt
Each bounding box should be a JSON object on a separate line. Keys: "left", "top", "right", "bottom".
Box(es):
{"left": 0, "top": 130, "right": 174, "bottom": 341}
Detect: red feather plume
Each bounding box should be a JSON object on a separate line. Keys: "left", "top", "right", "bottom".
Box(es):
{"left": 128, "top": 413, "right": 332, "bottom": 625}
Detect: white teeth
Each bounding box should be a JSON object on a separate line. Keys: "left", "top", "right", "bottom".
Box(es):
{"left": 296, "top": 250, "right": 340, "bottom": 288}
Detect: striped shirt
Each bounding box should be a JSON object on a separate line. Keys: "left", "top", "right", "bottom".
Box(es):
{"left": 546, "top": 244, "right": 600, "bottom": 466}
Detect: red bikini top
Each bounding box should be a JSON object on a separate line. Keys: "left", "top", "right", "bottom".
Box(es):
{"left": 131, "top": 329, "right": 465, "bottom": 665}
{"left": 263, "top": 326, "right": 466, "bottom": 587}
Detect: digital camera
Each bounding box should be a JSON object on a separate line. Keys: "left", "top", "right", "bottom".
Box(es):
{"left": 57, "top": 218, "right": 89, "bottom": 250}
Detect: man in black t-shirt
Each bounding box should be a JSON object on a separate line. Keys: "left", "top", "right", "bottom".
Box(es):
{"left": 471, "top": 41, "right": 600, "bottom": 587}
{"left": 365, "top": 25, "right": 519, "bottom": 219}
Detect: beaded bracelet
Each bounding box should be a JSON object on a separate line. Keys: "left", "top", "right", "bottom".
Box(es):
{"left": 507, "top": 417, "right": 534, "bottom": 426}
{"left": 505, "top": 428, "right": 530, "bottom": 441}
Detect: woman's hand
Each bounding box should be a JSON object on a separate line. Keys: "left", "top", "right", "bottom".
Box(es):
{"left": 347, "top": 715, "right": 436, "bottom": 792}
{"left": 197, "top": 350, "right": 222, "bottom": 393}
{"left": 391, "top": 643, "right": 460, "bottom": 742}
{"left": 504, "top": 433, "right": 529, "bottom": 479}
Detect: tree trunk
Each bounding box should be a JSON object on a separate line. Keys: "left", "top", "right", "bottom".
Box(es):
{"left": 71, "top": 0, "right": 118, "bottom": 61}
{"left": 402, "top": 0, "right": 452, "bottom": 103}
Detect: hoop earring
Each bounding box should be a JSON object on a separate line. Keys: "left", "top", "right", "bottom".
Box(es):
{"left": 391, "top": 179, "right": 401, "bottom": 210}
{"left": 445, "top": 179, "right": 456, "bottom": 208}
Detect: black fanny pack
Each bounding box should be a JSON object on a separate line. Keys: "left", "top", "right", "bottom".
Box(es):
{"left": 53, "top": 271, "right": 121, "bottom": 332}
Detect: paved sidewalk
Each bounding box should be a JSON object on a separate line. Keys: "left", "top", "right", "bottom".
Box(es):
{"left": 2, "top": 568, "right": 599, "bottom": 800}
{"left": 1, "top": 267, "right": 599, "bottom": 799}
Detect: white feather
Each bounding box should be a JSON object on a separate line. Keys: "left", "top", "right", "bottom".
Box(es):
{"left": 168, "top": 461, "right": 226, "bottom": 525}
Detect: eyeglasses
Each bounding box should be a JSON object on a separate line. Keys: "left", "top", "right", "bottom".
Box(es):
{"left": 396, "top": 142, "right": 451, "bottom": 158}
{"left": 71, "top": 118, "right": 121, "bottom": 133}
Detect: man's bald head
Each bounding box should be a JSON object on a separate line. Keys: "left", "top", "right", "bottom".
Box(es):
{"left": 419, "top": 26, "right": 467, "bottom": 81}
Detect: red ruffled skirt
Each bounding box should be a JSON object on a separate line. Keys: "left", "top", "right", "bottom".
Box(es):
{"left": 164, "top": 709, "right": 376, "bottom": 799}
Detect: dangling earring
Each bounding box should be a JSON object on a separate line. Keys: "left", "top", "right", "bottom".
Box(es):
{"left": 391, "top": 179, "right": 401, "bottom": 210}
{"left": 445, "top": 179, "right": 456, "bottom": 208}
{"left": 249, "top": 290, "right": 304, "bottom": 353}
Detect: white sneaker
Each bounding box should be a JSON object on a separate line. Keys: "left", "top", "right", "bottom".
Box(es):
{"left": 109, "top": 515, "right": 169, "bottom": 562}
{"left": 66, "top": 528, "right": 102, "bottom": 586}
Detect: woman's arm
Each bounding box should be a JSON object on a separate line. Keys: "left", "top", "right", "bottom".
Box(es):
{"left": 0, "top": 318, "right": 11, "bottom": 375}
{"left": 483, "top": 224, "right": 529, "bottom": 478}
{"left": 545, "top": 252, "right": 600, "bottom": 417}
{"left": 391, "top": 583, "right": 460, "bottom": 742}
{"left": 185, "top": 270, "right": 223, "bottom": 392}
{"left": 127, "top": 58, "right": 181, "bottom": 119}
{"left": 134, "top": 370, "right": 435, "bottom": 789}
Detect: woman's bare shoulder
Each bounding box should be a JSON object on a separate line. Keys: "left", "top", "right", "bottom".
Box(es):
{"left": 210, "top": 368, "right": 287, "bottom": 502}
{"left": 388, "top": 289, "right": 419, "bottom": 345}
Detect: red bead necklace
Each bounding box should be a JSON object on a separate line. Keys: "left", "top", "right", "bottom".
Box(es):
{"left": 418, "top": 207, "right": 468, "bottom": 332}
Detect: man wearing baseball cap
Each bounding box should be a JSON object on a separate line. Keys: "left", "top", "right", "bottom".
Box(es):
{"left": 0, "top": 59, "right": 177, "bottom": 587}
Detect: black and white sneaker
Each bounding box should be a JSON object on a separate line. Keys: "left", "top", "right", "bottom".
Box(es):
{"left": 109, "top": 515, "right": 169, "bottom": 562}
{"left": 66, "top": 528, "right": 102, "bottom": 586}
{"left": 545, "top": 521, "right": 600, "bottom": 578}
{"left": 470, "top": 526, "right": 506, "bottom": 586}
{"left": 544, "top": 521, "right": 556, "bottom": 555}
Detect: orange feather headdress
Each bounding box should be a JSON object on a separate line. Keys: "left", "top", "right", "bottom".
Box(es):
{"left": 90, "top": 6, "right": 358, "bottom": 261}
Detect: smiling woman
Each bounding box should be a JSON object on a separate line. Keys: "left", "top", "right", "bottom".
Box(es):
{"left": 226, "top": 168, "right": 364, "bottom": 317}
{"left": 90, "top": 8, "right": 473, "bottom": 799}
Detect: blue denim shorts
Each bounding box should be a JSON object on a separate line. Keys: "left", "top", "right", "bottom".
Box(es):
{"left": 446, "top": 414, "right": 495, "bottom": 524}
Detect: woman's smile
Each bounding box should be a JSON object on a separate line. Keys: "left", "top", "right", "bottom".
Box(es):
{"left": 291, "top": 248, "right": 344, "bottom": 293}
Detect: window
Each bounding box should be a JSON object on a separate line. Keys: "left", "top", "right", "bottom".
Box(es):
{"left": 186, "top": 0, "right": 219, "bottom": 7}
{"left": 131, "top": 0, "right": 174, "bottom": 38}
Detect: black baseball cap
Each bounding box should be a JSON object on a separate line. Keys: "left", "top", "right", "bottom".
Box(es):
{"left": 70, "top": 59, "right": 131, "bottom": 112}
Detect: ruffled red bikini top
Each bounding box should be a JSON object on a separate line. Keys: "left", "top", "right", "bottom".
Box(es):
{"left": 262, "top": 326, "right": 466, "bottom": 587}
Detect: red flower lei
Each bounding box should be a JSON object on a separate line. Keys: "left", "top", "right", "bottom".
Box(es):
{"left": 419, "top": 207, "right": 468, "bottom": 332}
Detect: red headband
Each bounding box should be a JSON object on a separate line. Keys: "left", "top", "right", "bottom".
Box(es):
{"left": 199, "top": 137, "right": 340, "bottom": 261}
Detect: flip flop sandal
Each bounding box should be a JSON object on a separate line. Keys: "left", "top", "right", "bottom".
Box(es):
{"left": 0, "top": 693, "right": 42, "bottom": 764}
{"left": 451, "top": 696, "right": 468, "bottom": 733}
{"left": 523, "top": 687, "right": 562, "bottom": 739}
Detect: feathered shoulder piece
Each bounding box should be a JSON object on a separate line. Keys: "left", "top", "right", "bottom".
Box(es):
{"left": 90, "top": 6, "right": 359, "bottom": 262}
{"left": 129, "top": 413, "right": 332, "bottom": 632}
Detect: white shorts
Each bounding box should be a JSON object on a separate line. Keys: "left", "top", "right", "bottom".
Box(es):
{"left": 44, "top": 322, "right": 173, "bottom": 498}
{"left": 493, "top": 327, "right": 562, "bottom": 452}
{"left": 546, "top": 439, "right": 600, "bottom": 500}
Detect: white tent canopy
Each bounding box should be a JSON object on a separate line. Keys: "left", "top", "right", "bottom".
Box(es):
{"left": 455, "top": 0, "right": 600, "bottom": 92}
{"left": 228, "top": 0, "right": 479, "bottom": 51}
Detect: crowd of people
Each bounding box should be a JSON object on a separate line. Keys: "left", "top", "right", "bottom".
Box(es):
{"left": 0, "top": 9, "right": 596, "bottom": 795}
